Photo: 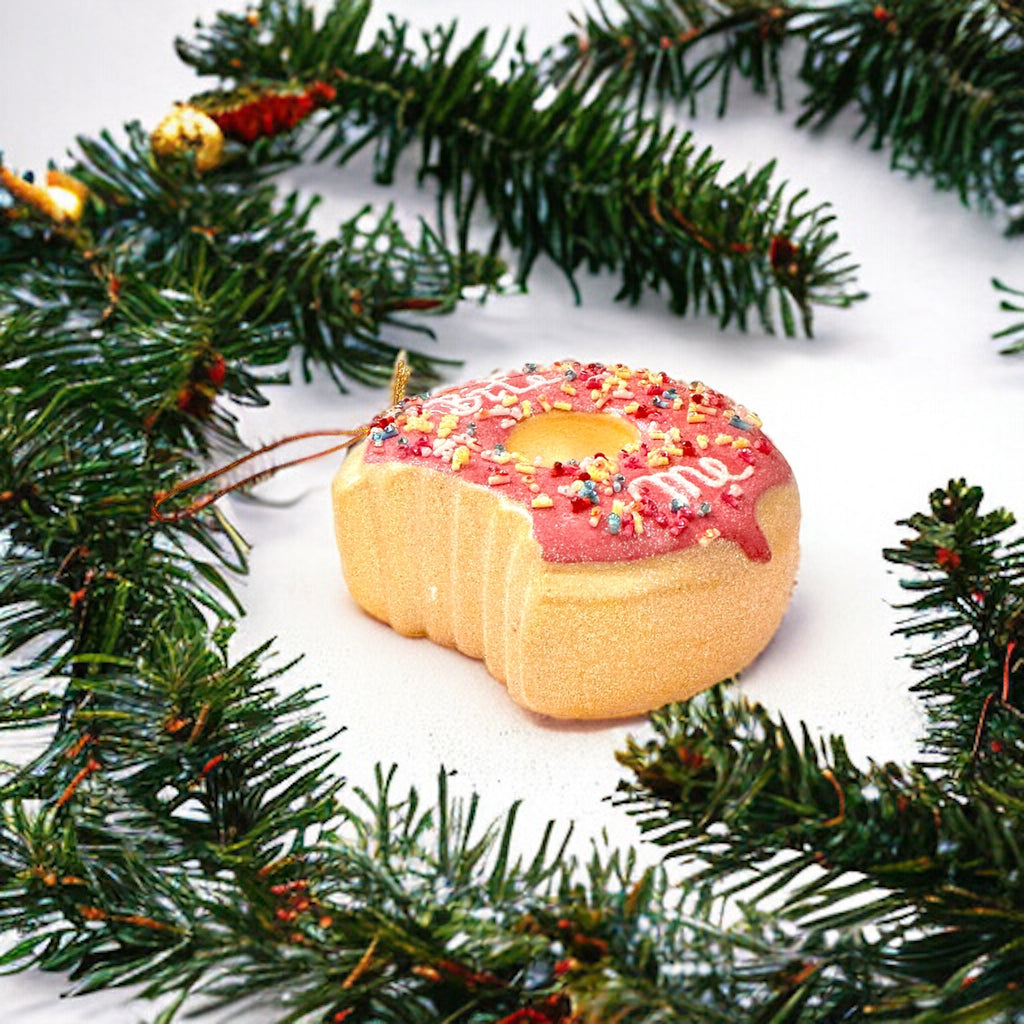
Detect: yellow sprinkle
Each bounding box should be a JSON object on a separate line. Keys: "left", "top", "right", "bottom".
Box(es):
{"left": 632, "top": 511, "right": 644, "bottom": 535}
{"left": 404, "top": 415, "right": 434, "bottom": 433}
{"left": 687, "top": 411, "right": 706, "bottom": 423}
{"left": 666, "top": 446, "right": 683, "bottom": 457}
{"left": 437, "top": 413, "right": 459, "bottom": 438}
{"left": 488, "top": 473, "right": 510, "bottom": 485}
{"left": 649, "top": 428, "right": 666, "bottom": 440}
{"left": 699, "top": 527, "right": 722, "bottom": 546}
{"left": 647, "top": 451, "right": 669, "bottom": 467}
{"left": 532, "top": 494, "right": 553, "bottom": 509}
{"left": 515, "top": 463, "right": 535, "bottom": 474}
{"left": 561, "top": 382, "right": 576, "bottom": 396}
{"left": 697, "top": 434, "right": 709, "bottom": 449}
{"left": 497, "top": 394, "right": 515, "bottom": 407}
{"left": 732, "top": 437, "right": 751, "bottom": 449}
{"left": 715, "top": 434, "right": 733, "bottom": 446}
{"left": 493, "top": 452, "right": 513, "bottom": 464}
{"left": 539, "top": 394, "right": 552, "bottom": 412}
{"left": 750, "top": 412, "right": 763, "bottom": 428}
{"left": 616, "top": 366, "right": 631, "bottom": 379}
{"left": 624, "top": 401, "right": 640, "bottom": 414}
{"left": 612, "top": 499, "right": 624, "bottom": 516}
{"left": 668, "top": 427, "right": 681, "bottom": 441}
{"left": 521, "top": 400, "right": 532, "bottom": 417}
{"left": 451, "top": 445, "right": 471, "bottom": 470}
{"left": 672, "top": 398, "right": 684, "bottom": 410}
{"left": 553, "top": 400, "right": 573, "bottom": 411}
{"left": 589, "top": 510, "right": 601, "bottom": 527}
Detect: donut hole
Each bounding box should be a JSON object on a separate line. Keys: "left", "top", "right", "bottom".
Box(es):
{"left": 506, "top": 411, "right": 640, "bottom": 467}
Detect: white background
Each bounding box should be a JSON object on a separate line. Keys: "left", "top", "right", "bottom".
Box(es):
{"left": 2, "top": 1, "right": 1021, "bottom": 1020}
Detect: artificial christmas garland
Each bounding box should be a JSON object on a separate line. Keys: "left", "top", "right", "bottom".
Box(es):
{"left": 1, "top": 1, "right": 1023, "bottom": 1022}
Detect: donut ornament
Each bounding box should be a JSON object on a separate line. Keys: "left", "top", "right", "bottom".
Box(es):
{"left": 332, "top": 361, "right": 800, "bottom": 719}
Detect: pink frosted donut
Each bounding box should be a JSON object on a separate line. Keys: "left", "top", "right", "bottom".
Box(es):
{"left": 332, "top": 360, "right": 800, "bottom": 718}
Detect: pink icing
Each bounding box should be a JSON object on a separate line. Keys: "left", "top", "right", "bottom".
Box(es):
{"left": 362, "top": 361, "right": 794, "bottom": 564}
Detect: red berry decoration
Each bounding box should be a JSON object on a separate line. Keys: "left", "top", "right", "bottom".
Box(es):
{"left": 207, "top": 354, "right": 226, "bottom": 387}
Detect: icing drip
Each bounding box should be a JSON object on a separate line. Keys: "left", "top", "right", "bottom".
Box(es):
{"left": 362, "top": 361, "right": 794, "bottom": 564}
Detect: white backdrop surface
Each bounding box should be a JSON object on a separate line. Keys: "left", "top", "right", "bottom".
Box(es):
{"left": 1, "top": 1, "right": 1021, "bottom": 1020}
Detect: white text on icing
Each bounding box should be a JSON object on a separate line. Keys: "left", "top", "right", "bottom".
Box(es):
{"left": 627, "top": 457, "right": 753, "bottom": 505}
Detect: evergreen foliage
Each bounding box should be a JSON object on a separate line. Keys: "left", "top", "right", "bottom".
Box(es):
{"left": 555, "top": 0, "right": 1024, "bottom": 230}
{"left": 0, "top": 2, "right": 1022, "bottom": 1022}
{"left": 177, "top": 0, "right": 863, "bottom": 336}
{"left": 995, "top": 278, "right": 1024, "bottom": 353}
{"left": 554, "top": 0, "right": 1024, "bottom": 353}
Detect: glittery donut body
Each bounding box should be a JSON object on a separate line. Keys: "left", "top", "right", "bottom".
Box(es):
{"left": 332, "top": 361, "right": 800, "bottom": 719}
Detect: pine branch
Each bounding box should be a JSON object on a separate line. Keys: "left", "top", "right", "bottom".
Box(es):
{"left": 548, "top": 0, "right": 793, "bottom": 116}
{"left": 994, "top": 277, "right": 1024, "bottom": 353}
{"left": 1, "top": 122, "right": 498, "bottom": 667}
{"left": 553, "top": 1, "right": 1024, "bottom": 231}
{"left": 615, "top": 482, "right": 1024, "bottom": 1022}
{"left": 177, "top": 0, "right": 864, "bottom": 336}
{"left": 883, "top": 479, "right": 1024, "bottom": 774}
{"left": 67, "top": 125, "right": 495, "bottom": 390}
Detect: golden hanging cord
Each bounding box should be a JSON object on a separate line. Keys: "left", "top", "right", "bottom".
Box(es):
{"left": 151, "top": 353, "right": 411, "bottom": 523}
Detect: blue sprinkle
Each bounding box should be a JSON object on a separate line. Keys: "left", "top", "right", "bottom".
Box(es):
{"left": 697, "top": 501, "right": 711, "bottom": 517}
{"left": 398, "top": 436, "right": 408, "bottom": 445}
{"left": 670, "top": 498, "right": 688, "bottom": 512}
{"left": 652, "top": 397, "right": 667, "bottom": 408}
{"left": 371, "top": 428, "right": 385, "bottom": 447}
{"left": 467, "top": 422, "right": 477, "bottom": 437}
{"left": 524, "top": 362, "right": 537, "bottom": 372}
{"left": 612, "top": 473, "right": 625, "bottom": 493}
{"left": 494, "top": 443, "right": 505, "bottom": 454}
{"left": 728, "top": 414, "right": 752, "bottom": 431}
{"left": 382, "top": 423, "right": 398, "bottom": 439}
{"left": 564, "top": 368, "right": 578, "bottom": 380}
{"left": 607, "top": 513, "right": 621, "bottom": 535}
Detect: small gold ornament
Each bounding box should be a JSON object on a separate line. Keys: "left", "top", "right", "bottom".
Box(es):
{"left": 0, "top": 166, "right": 88, "bottom": 223}
{"left": 151, "top": 105, "right": 225, "bottom": 173}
